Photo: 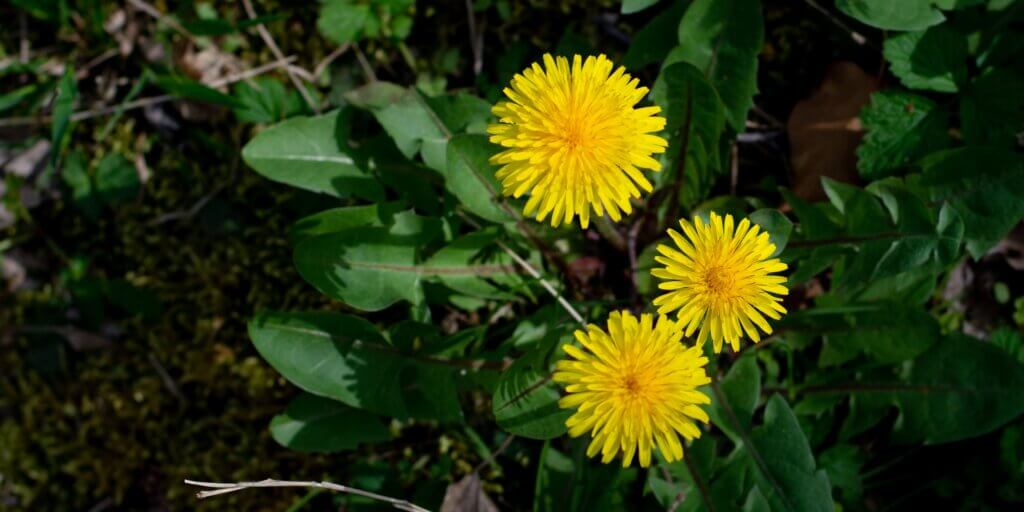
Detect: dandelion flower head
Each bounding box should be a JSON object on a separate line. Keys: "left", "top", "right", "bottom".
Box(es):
{"left": 487, "top": 54, "right": 668, "bottom": 228}
{"left": 652, "top": 212, "right": 789, "bottom": 353}
{"left": 553, "top": 310, "right": 711, "bottom": 467}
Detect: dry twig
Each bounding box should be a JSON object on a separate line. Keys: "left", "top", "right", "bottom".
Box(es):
{"left": 240, "top": 0, "right": 320, "bottom": 113}
{"left": 184, "top": 479, "right": 430, "bottom": 512}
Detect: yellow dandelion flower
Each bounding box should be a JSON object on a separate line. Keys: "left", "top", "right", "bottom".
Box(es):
{"left": 487, "top": 54, "right": 668, "bottom": 228}
{"left": 651, "top": 212, "right": 790, "bottom": 353}
{"left": 553, "top": 310, "right": 711, "bottom": 467}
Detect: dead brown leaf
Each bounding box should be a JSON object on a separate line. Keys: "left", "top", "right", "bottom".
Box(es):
{"left": 439, "top": 473, "right": 499, "bottom": 512}
{"left": 787, "top": 61, "right": 879, "bottom": 201}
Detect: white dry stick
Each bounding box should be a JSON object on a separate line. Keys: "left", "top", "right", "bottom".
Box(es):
{"left": 494, "top": 239, "right": 587, "bottom": 326}
{"left": 184, "top": 479, "right": 430, "bottom": 512}
{"left": 240, "top": 0, "right": 320, "bottom": 114}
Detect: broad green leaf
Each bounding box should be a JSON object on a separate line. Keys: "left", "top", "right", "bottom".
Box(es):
{"left": 232, "top": 78, "right": 306, "bottom": 123}
{"left": 836, "top": 0, "right": 945, "bottom": 31}
{"left": 270, "top": 392, "right": 391, "bottom": 452}
{"left": 932, "top": 0, "right": 985, "bottom": 8}
{"left": 709, "top": 355, "right": 760, "bottom": 443}
{"left": 61, "top": 151, "right": 100, "bottom": 220}
{"left": 423, "top": 228, "right": 525, "bottom": 299}
{"left": 650, "top": 61, "right": 726, "bottom": 206}
{"left": 492, "top": 356, "right": 569, "bottom": 440}
{"left": 813, "top": 179, "right": 961, "bottom": 296}
{"left": 883, "top": 25, "right": 968, "bottom": 92}
{"left": 153, "top": 75, "right": 244, "bottom": 108}
{"left": 249, "top": 311, "right": 463, "bottom": 421}
{"left": 856, "top": 90, "right": 950, "bottom": 180}
{"left": 749, "top": 209, "right": 792, "bottom": 256}
{"left": 288, "top": 202, "right": 405, "bottom": 245}
{"left": 94, "top": 153, "right": 140, "bottom": 207}
{"left": 357, "top": 87, "right": 491, "bottom": 173}
{"left": 241, "top": 109, "right": 383, "bottom": 201}
{"left": 343, "top": 81, "right": 406, "bottom": 109}
{"left": 960, "top": 68, "right": 1024, "bottom": 147}
{"left": 819, "top": 334, "right": 1024, "bottom": 445}
{"left": 818, "top": 303, "right": 940, "bottom": 364}
{"left": 900, "top": 336, "right": 1024, "bottom": 443}
{"left": 671, "top": 0, "right": 762, "bottom": 131}
{"left": 292, "top": 211, "right": 440, "bottom": 311}
{"left": 920, "top": 147, "right": 1024, "bottom": 258}
{"left": 372, "top": 89, "right": 447, "bottom": 162}
{"left": 743, "top": 395, "right": 833, "bottom": 512}
{"left": 621, "top": 0, "right": 661, "bottom": 14}
{"left": 50, "top": 66, "right": 76, "bottom": 168}
{"left": 443, "top": 134, "right": 514, "bottom": 223}
{"left": 622, "top": 0, "right": 689, "bottom": 70}
{"left": 317, "top": 0, "right": 369, "bottom": 45}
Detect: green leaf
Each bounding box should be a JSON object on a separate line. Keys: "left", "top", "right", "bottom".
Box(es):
{"left": 820, "top": 303, "right": 940, "bottom": 364}
{"left": 365, "top": 88, "right": 446, "bottom": 162}
{"left": 821, "top": 334, "right": 1024, "bottom": 445}
{"left": 249, "top": 311, "right": 463, "bottom": 421}
{"left": 424, "top": 228, "right": 525, "bottom": 299}
{"left": 621, "top": 0, "right": 661, "bottom": 14}
{"left": 883, "top": 25, "right": 968, "bottom": 92}
{"left": 288, "top": 202, "right": 405, "bottom": 245}
{"left": 622, "top": 0, "right": 689, "bottom": 70}
{"left": 50, "top": 66, "right": 76, "bottom": 168}
{"left": 292, "top": 211, "right": 440, "bottom": 311}
{"left": 0, "top": 83, "right": 42, "bottom": 114}
{"left": 61, "top": 151, "right": 101, "bottom": 220}
{"left": 960, "top": 68, "right": 1024, "bottom": 147}
{"left": 232, "top": 78, "right": 306, "bottom": 123}
{"left": 743, "top": 395, "right": 833, "bottom": 512}
{"left": 492, "top": 356, "right": 570, "bottom": 440}
{"left": 317, "top": 0, "right": 369, "bottom": 45}
{"left": 856, "top": 90, "right": 950, "bottom": 180}
{"left": 836, "top": 0, "right": 945, "bottom": 31}
{"left": 670, "top": 0, "right": 762, "bottom": 131}
{"left": 709, "top": 355, "right": 760, "bottom": 443}
{"left": 650, "top": 61, "right": 726, "bottom": 206}
{"left": 270, "top": 392, "right": 391, "bottom": 453}
{"left": 920, "top": 147, "right": 1024, "bottom": 258}
{"left": 241, "top": 109, "right": 383, "bottom": 201}
{"left": 443, "top": 134, "right": 514, "bottom": 223}
{"left": 343, "top": 81, "right": 407, "bottom": 109}
{"left": 749, "top": 209, "right": 792, "bottom": 256}
{"left": 899, "top": 335, "right": 1024, "bottom": 443}
{"left": 813, "top": 179, "right": 962, "bottom": 296}
{"left": 94, "top": 153, "right": 140, "bottom": 207}
{"left": 153, "top": 75, "right": 243, "bottom": 108}
{"left": 347, "top": 84, "right": 491, "bottom": 174}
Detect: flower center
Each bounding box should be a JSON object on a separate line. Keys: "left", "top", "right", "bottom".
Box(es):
{"left": 562, "top": 121, "right": 593, "bottom": 151}
{"left": 701, "top": 265, "right": 736, "bottom": 296}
